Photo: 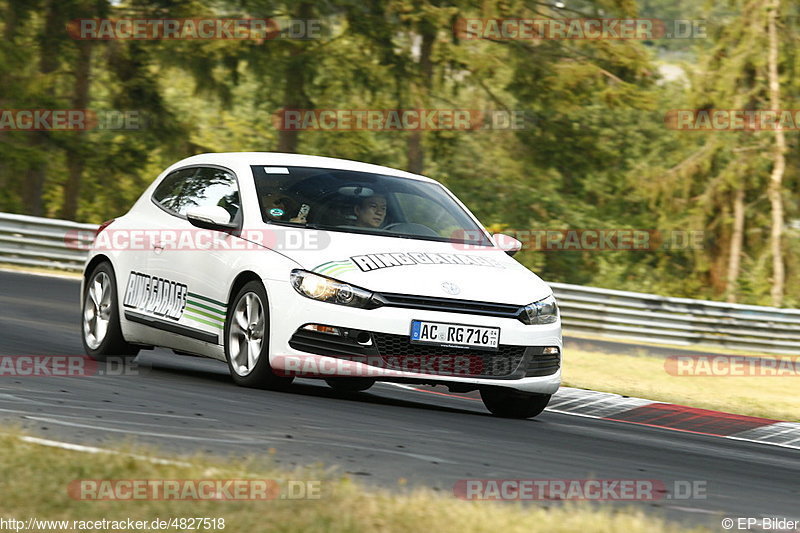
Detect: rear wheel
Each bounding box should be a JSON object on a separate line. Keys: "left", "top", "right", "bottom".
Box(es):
{"left": 224, "top": 280, "right": 292, "bottom": 390}
{"left": 480, "top": 387, "right": 550, "bottom": 419}
{"left": 325, "top": 378, "right": 375, "bottom": 392}
{"left": 81, "top": 262, "right": 139, "bottom": 361}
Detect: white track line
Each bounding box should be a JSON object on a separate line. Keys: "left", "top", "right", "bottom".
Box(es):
{"left": 14, "top": 434, "right": 192, "bottom": 466}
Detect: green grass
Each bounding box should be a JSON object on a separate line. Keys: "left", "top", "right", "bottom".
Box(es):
{"left": 563, "top": 347, "right": 800, "bottom": 422}
{"left": 0, "top": 263, "right": 82, "bottom": 278}
{"left": 0, "top": 429, "right": 708, "bottom": 533}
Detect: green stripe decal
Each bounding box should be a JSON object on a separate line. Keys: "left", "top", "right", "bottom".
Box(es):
{"left": 313, "top": 261, "right": 336, "bottom": 271}
{"left": 185, "top": 313, "right": 224, "bottom": 329}
{"left": 186, "top": 299, "right": 226, "bottom": 316}
{"left": 325, "top": 265, "right": 355, "bottom": 275}
{"left": 314, "top": 260, "right": 352, "bottom": 272}
{"left": 187, "top": 292, "right": 227, "bottom": 308}
{"left": 185, "top": 306, "right": 225, "bottom": 323}
{"left": 314, "top": 260, "right": 357, "bottom": 276}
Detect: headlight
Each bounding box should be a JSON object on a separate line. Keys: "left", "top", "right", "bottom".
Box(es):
{"left": 520, "top": 294, "right": 559, "bottom": 325}
{"left": 290, "top": 269, "right": 379, "bottom": 309}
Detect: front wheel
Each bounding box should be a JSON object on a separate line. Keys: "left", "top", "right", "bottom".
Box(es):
{"left": 480, "top": 387, "right": 551, "bottom": 419}
{"left": 224, "top": 280, "right": 293, "bottom": 390}
{"left": 81, "top": 262, "right": 139, "bottom": 361}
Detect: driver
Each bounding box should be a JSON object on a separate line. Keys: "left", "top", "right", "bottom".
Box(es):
{"left": 354, "top": 194, "right": 387, "bottom": 228}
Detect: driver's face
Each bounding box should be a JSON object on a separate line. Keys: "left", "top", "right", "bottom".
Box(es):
{"left": 355, "top": 195, "right": 387, "bottom": 228}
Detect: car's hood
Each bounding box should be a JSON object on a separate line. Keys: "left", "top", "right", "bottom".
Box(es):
{"left": 269, "top": 228, "right": 551, "bottom": 305}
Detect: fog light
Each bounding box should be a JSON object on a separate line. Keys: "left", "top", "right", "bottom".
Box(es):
{"left": 303, "top": 324, "right": 342, "bottom": 335}
{"left": 543, "top": 347, "right": 560, "bottom": 355}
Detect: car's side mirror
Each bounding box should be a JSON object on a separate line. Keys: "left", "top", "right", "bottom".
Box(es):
{"left": 186, "top": 206, "right": 237, "bottom": 231}
{"left": 492, "top": 233, "right": 523, "bottom": 256}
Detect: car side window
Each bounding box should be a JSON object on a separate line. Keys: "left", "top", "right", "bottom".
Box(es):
{"left": 152, "top": 167, "right": 197, "bottom": 213}
{"left": 152, "top": 166, "right": 240, "bottom": 220}
{"left": 180, "top": 167, "right": 240, "bottom": 219}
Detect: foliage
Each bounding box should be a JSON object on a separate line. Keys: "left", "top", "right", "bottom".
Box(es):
{"left": 0, "top": 0, "right": 797, "bottom": 305}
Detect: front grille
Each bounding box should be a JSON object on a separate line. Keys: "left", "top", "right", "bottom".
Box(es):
{"left": 376, "top": 293, "right": 524, "bottom": 320}
{"left": 372, "top": 333, "right": 526, "bottom": 378}
{"left": 289, "top": 328, "right": 553, "bottom": 379}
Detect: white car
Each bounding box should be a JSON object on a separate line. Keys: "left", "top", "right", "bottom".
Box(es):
{"left": 81, "top": 153, "right": 561, "bottom": 418}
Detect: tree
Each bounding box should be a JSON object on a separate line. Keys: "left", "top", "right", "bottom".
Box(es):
{"left": 645, "top": 0, "right": 797, "bottom": 305}
{"left": 766, "top": 0, "right": 785, "bottom": 306}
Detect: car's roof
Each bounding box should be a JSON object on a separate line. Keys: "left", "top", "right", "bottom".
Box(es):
{"left": 172, "top": 152, "right": 437, "bottom": 184}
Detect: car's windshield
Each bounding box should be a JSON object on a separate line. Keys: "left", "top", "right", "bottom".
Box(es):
{"left": 251, "top": 165, "right": 492, "bottom": 246}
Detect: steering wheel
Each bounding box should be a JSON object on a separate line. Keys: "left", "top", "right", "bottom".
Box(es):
{"left": 383, "top": 222, "right": 439, "bottom": 237}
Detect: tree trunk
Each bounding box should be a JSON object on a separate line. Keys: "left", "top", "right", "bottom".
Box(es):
{"left": 276, "top": 46, "right": 303, "bottom": 153}
{"left": 407, "top": 131, "right": 424, "bottom": 174}
{"left": 407, "top": 21, "right": 436, "bottom": 174}
{"left": 276, "top": 2, "right": 313, "bottom": 154}
{"left": 766, "top": 0, "right": 785, "bottom": 307}
{"left": 61, "top": 40, "right": 93, "bottom": 220}
{"left": 0, "top": 2, "right": 19, "bottom": 193}
{"left": 23, "top": 0, "right": 62, "bottom": 216}
{"left": 725, "top": 187, "right": 745, "bottom": 303}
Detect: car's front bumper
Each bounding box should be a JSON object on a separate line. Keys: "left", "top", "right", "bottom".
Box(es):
{"left": 264, "top": 279, "right": 562, "bottom": 394}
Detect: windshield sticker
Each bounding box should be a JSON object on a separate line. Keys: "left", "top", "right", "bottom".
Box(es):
{"left": 349, "top": 252, "right": 505, "bottom": 272}
{"left": 269, "top": 208, "right": 284, "bottom": 217}
{"left": 123, "top": 271, "right": 187, "bottom": 320}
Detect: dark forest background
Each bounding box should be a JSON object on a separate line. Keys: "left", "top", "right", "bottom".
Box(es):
{"left": 1, "top": 0, "right": 799, "bottom": 306}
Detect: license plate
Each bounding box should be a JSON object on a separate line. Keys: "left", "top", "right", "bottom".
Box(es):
{"left": 410, "top": 320, "right": 499, "bottom": 351}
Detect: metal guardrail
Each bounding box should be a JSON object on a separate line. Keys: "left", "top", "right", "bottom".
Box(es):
{"left": 1, "top": 212, "right": 799, "bottom": 355}
{"left": 551, "top": 283, "right": 800, "bottom": 355}
{"left": 0, "top": 212, "right": 96, "bottom": 271}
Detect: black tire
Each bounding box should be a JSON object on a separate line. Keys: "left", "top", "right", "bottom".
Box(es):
{"left": 81, "top": 262, "right": 139, "bottom": 361}
{"left": 224, "top": 280, "right": 293, "bottom": 390}
{"left": 325, "top": 378, "right": 375, "bottom": 392}
{"left": 480, "top": 387, "right": 551, "bottom": 419}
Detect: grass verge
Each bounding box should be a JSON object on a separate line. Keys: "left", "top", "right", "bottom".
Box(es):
{"left": 0, "top": 263, "right": 81, "bottom": 278}
{"left": 565, "top": 333, "right": 777, "bottom": 357}
{"left": 563, "top": 348, "right": 800, "bottom": 422}
{"left": 0, "top": 429, "right": 708, "bottom": 533}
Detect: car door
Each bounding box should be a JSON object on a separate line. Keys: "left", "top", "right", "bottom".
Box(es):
{"left": 142, "top": 165, "right": 243, "bottom": 354}
{"left": 119, "top": 166, "right": 198, "bottom": 346}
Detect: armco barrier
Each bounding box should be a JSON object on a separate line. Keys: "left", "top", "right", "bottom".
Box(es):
{"left": 1, "top": 212, "right": 798, "bottom": 355}
{"left": 550, "top": 283, "right": 800, "bottom": 355}
{"left": 0, "top": 212, "right": 95, "bottom": 271}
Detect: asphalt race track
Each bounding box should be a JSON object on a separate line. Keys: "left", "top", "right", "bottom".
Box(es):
{"left": 0, "top": 270, "right": 797, "bottom": 529}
